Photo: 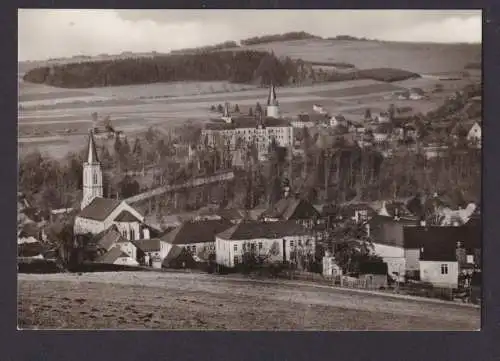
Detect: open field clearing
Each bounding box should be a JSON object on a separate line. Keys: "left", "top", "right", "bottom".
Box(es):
{"left": 233, "top": 40, "right": 481, "bottom": 74}
{"left": 18, "top": 272, "right": 480, "bottom": 330}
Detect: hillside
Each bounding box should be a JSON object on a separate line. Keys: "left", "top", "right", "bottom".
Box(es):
{"left": 20, "top": 38, "right": 480, "bottom": 89}
{"left": 233, "top": 39, "right": 481, "bottom": 75}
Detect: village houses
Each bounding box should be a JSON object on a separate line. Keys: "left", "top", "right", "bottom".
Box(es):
{"left": 215, "top": 220, "right": 314, "bottom": 268}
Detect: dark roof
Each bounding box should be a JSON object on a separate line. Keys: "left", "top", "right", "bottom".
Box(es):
{"left": 297, "top": 113, "right": 329, "bottom": 123}
{"left": 161, "top": 219, "right": 233, "bottom": 245}
{"left": 205, "top": 115, "right": 291, "bottom": 130}
{"left": 114, "top": 210, "right": 142, "bottom": 222}
{"left": 419, "top": 243, "right": 457, "bottom": 262}
{"left": 404, "top": 225, "right": 480, "bottom": 251}
{"left": 133, "top": 238, "right": 162, "bottom": 252}
{"left": 92, "top": 225, "right": 127, "bottom": 251}
{"left": 95, "top": 246, "right": 130, "bottom": 264}
{"left": 216, "top": 208, "right": 246, "bottom": 221}
{"left": 162, "top": 245, "right": 196, "bottom": 267}
{"left": 217, "top": 220, "right": 310, "bottom": 240}
{"left": 18, "top": 242, "right": 44, "bottom": 258}
{"left": 78, "top": 197, "right": 122, "bottom": 221}
{"left": 369, "top": 216, "right": 406, "bottom": 247}
{"left": 87, "top": 130, "right": 100, "bottom": 163}
{"left": 261, "top": 198, "right": 320, "bottom": 220}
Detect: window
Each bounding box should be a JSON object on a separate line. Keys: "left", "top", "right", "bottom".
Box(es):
{"left": 290, "top": 240, "right": 294, "bottom": 247}
{"left": 192, "top": 245, "right": 197, "bottom": 253}
{"left": 93, "top": 172, "right": 98, "bottom": 185}
{"left": 234, "top": 256, "right": 239, "bottom": 265}
{"left": 440, "top": 264, "right": 448, "bottom": 275}
{"left": 130, "top": 229, "right": 135, "bottom": 241}
{"left": 298, "top": 240, "right": 302, "bottom": 246}
{"left": 258, "top": 242, "right": 263, "bottom": 250}
{"left": 234, "top": 244, "right": 238, "bottom": 252}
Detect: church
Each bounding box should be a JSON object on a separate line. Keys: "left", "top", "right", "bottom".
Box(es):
{"left": 74, "top": 130, "right": 150, "bottom": 241}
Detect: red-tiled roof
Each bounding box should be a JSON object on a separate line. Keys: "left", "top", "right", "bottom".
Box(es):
{"left": 78, "top": 198, "right": 122, "bottom": 221}
{"left": 217, "top": 220, "right": 310, "bottom": 240}
{"left": 161, "top": 219, "right": 233, "bottom": 245}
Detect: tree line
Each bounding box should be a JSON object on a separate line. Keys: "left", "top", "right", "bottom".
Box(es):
{"left": 22, "top": 50, "right": 300, "bottom": 88}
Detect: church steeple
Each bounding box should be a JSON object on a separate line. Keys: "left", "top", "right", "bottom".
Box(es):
{"left": 267, "top": 83, "right": 278, "bottom": 106}
{"left": 266, "top": 83, "right": 280, "bottom": 118}
{"left": 81, "top": 130, "right": 103, "bottom": 209}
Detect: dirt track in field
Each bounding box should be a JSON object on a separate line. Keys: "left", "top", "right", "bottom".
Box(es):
{"left": 18, "top": 272, "right": 480, "bottom": 330}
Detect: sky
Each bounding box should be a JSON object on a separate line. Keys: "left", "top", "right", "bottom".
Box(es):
{"left": 18, "top": 9, "right": 482, "bottom": 61}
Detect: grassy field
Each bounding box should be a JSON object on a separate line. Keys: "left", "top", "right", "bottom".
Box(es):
{"left": 233, "top": 39, "right": 481, "bottom": 74}
{"left": 18, "top": 272, "right": 480, "bottom": 330}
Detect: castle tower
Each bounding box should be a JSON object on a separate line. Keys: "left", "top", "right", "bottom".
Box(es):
{"left": 266, "top": 83, "right": 280, "bottom": 118}
{"left": 81, "top": 130, "right": 103, "bottom": 209}
{"left": 221, "top": 102, "right": 232, "bottom": 123}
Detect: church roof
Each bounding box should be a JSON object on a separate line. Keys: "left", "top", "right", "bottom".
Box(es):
{"left": 87, "top": 130, "right": 100, "bottom": 164}
{"left": 78, "top": 197, "right": 121, "bottom": 221}
{"left": 267, "top": 83, "right": 278, "bottom": 106}
{"left": 114, "top": 210, "right": 142, "bottom": 222}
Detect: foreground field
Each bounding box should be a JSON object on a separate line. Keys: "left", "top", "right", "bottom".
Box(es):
{"left": 18, "top": 272, "right": 480, "bottom": 330}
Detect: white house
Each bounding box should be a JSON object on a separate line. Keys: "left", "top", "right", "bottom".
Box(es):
{"left": 133, "top": 238, "right": 171, "bottom": 268}
{"left": 467, "top": 121, "right": 481, "bottom": 144}
{"left": 419, "top": 249, "right": 459, "bottom": 288}
{"left": 313, "top": 104, "right": 328, "bottom": 115}
{"left": 330, "top": 114, "right": 347, "bottom": 128}
{"left": 91, "top": 225, "right": 140, "bottom": 262}
{"left": 215, "top": 220, "right": 313, "bottom": 268}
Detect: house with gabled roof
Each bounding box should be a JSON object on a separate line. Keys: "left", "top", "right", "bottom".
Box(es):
{"left": 260, "top": 196, "right": 320, "bottom": 228}
{"left": 95, "top": 246, "right": 139, "bottom": 267}
{"left": 90, "top": 224, "right": 139, "bottom": 262}
{"left": 161, "top": 219, "right": 233, "bottom": 261}
{"left": 133, "top": 238, "right": 170, "bottom": 268}
{"left": 215, "top": 220, "right": 314, "bottom": 268}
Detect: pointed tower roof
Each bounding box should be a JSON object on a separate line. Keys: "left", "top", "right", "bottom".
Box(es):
{"left": 267, "top": 83, "right": 277, "bottom": 106}
{"left": 86, "top": 130, "right": 100, "bottom": 164}
{"left": 223, "top": 102, "right": 230, "bottom": 118}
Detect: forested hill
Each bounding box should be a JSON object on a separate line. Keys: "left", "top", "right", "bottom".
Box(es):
{"left": 22, "top": 51, "right": 298, "bottom": 89}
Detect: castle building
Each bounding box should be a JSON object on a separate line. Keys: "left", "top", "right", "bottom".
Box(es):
{"left": 201, "top": 84, "right": 293, "bottom": 160}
